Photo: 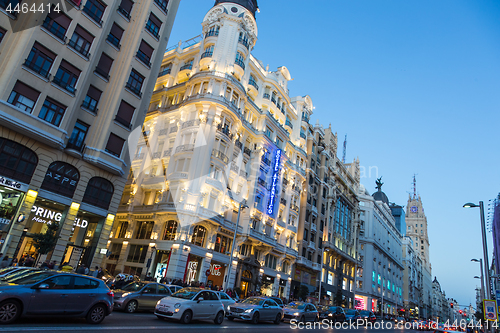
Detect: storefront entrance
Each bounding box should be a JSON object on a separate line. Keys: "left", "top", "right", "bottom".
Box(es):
{"left": 240, "top": 270, "right": 252, "bottom": 297}
{"left": 207, "top": 261, "right": 226, "bottom": 289}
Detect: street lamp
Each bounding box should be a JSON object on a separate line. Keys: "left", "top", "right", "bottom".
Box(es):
{"left": 223, "top": 191, "right": 248, "bottom": 290}
{"left": 472, "top": 259, "right": 486, "bottom": 302}
{"left": 463, "top": 202, "right": 491, "bottom": 299}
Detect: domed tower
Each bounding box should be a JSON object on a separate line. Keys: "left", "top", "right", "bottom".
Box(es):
{"left": 199, "top": 0, "right": 258, "bottom": 80}
{"left": 372, "top": 177, "right": 389, "bottom": 205}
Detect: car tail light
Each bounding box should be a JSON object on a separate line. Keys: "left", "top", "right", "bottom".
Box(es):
{"left": 107, "top": 290, "right": 114, "bottom": 297}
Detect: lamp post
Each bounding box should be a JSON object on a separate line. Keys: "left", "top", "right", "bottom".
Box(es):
{"left": 223, "top": 195, "right": 248, "bottom": 290}
{"left": 472, "top": 259, "right": 486, "bottom": 302}
{"left": 464, "top": 202, "right": 491, "bottom": 299}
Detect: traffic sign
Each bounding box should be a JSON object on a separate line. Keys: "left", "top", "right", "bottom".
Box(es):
{"left": 205, "top": 269, "right": 211, "bottom": 277}
{"left": 483, "top": 299, "right": 498, "bottom": 321}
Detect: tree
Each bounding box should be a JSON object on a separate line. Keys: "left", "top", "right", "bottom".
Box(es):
{"left": 32, "top": 222, "right": 60, "bottom": 260}
{"left": 297, "top": 285, "right": 309, "bottom": 301}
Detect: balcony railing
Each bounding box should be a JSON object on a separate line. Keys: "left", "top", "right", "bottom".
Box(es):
{"left": 243, "top": 147, "right": 251, "bottom": 157}
{"left": 179, "top": 63, "right": 193, "bottom": 71}
{"left": 0, "top": 0, "right": 18, "bottom": 16}
{"left": 302, "top": 114, "right": 310, "bottom": 123}
{"left": 235, "top": 140, "right": 242, "bottom": 150}
{"left": 52, "top": 76, "right": 76, "bottom": 94}
{"left": 106, "top": 34, "right": 121, "bottom": 49}
{"left": 238, "top": 37, "right": 249, "bottom": 49}
{"left": 216, "top": 124, "right": 234, "bottom": 140}
{"left": 158, "top": 68, "right": 171, "bottom": 77}
{"left": 68, "top": 39, "right": 90, "bottom": 58}
{"left": 258, "top": 178, "right": 266, "bottom": 188}
{"left": 201, "top": 51, "right": 213, "bottom": 59}
{"left": 263, "top": 93, "right": 270, "bottom": 100}
{"left": 285, "top": 120, "right": 293, "bottom": 128}
{"left": 145, "top": 22, "right": 160, "bottom": 39}
{"left": 154, "top": 0, "right": 168, "bottom": 14}
{"left": 300, "top": 132, "right": 307, "bottom": 139}
{"left": 42, "top": 18, "right": 67, "bottom": 42}
{"left": 117, "top": 5, "right": 131, "bottom": 19}
{"left": 271, "top": 96, "right": 276, "bottom": 104}
{"left": 175, "top": 144, "right": 194, "bottom": 154}
{"left": 94, "top": 66, "right": 110, "bottom": 80}
{"left": 136, "top": 50, "right": 151, "bottom": 68}
{"left": 114, "top": 115, "right": 132, "bottom": 129}
{"left": 248, "top": 79, "right": 259, "bottom": 91}
{"left": 66, "top": 141, "right": 85, "bottom": 152}
{"left": 234, "top": 58, "right": 245, "bottom": 70}
{"left": 23, "top": 59, "right": 51, "bottom": 79}
{"left": 261, "top": 157, "right": 271, "bottom": 166}
{"left": 211, "top": 149, "right": 228, "bottom": 164}
{"left": 125, "top": 82, "right": 142, "bottom": 97}
{"left": 83, "top": 5, "right": 103, "bottom": 26}
{"left": 205, "top": 30, "right": 219, "bottom": 38}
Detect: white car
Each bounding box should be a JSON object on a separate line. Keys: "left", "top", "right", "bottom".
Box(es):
{"left": 155, "top": 287, "right": 225, "bottom": 324}
{"left": 215, "top": 291, "right": 236, "bottom": 314}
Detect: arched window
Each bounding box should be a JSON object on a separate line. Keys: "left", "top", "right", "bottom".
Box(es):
{"left": 242, "top": 270, "right": 252, "bottom": 280}
{"left": 163, "top": 220, "right": 178, "bottom": 240}
{"left": 0, "top": 138, "right": 38, "bottom": 183}
{"left": 40, "top": 161, "right": 79, "bottom": 197}
{"left": 82, "top": 177, "right": 114, "bottom": 210}
{"left": 191, "top": 225, "right": 206, "bottom": 247}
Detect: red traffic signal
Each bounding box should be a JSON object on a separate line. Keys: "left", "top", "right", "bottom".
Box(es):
{"left": 459, "top": 310, "right": 463, "bottom": 314}
{"left": 450, "top": 303, "right": 454, "bottom": 308}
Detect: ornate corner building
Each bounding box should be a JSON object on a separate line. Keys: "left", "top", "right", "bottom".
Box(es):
{"left": 0, "top": 0, "right": 179, "bottom": 266}
{"left": 105, "top": 0, "right": 314, "bottom": 297}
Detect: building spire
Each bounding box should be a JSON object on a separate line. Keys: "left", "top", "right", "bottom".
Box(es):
{"left": 412, "top": 174, "right": 417, "bottom": 200}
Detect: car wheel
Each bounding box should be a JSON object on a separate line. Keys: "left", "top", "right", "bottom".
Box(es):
{"left": 214, "top": 311, "right": 224, "bottom": 325}
{"left": 227, "top": 316, "right": 234, "bottom": 321}
{"left": 86, "top": 304, "right": 106, "bottom": 324}
{"left": 125, "top": 300, "right": 138, "bottom": 313}
{"left": 300, "top": 315, "right": 305, "bottom": 323}
{"left": 251, "top": 312, "right": 259, "bottom": 324}
{"left": 0, "top": 300, "right": 21, "bottom": 324}
{"left": 274, "top": 313, "right": 281, "bottom": 325}
{"left": 180, "top": 310, "right": 192, "bottom": 324}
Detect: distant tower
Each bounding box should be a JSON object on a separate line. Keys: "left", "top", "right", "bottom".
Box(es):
{"left": 342, "top": 134, "right": 347, "bottom": 163}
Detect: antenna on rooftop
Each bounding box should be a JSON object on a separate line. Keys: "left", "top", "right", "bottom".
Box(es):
{"left": 412, "top": 174, "right": 418, "bottom": 199}
{"left": 342, "top": 134, "right": 347, "bottom": 163}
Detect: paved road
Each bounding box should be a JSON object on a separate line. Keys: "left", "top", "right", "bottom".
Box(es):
{"left": 0, "top": 311, "right": 426, "bottom": 333}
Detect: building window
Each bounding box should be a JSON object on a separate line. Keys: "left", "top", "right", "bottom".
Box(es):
{"left": 67, "top": 120, "right": 89, "bottom": 151}
{"left": 38, "top": 98, "right": 66, "bottom": 126}
{"left": 68, "top": 25, "right": 94, "bottom": 58}
{"left": 238, "top": 32, "right": 249, "bottom": 49}
{"left": 201, "top": 45, "right": 214, "bottom": 59}
{"left": 0, "top": 138, "right": 38, "bottom": 183}
{"left": 158, "top": 63, "right": 171, "bottom": 77}
{"left": 83, "top": 0, "right": 106, "bottom": 26}
{"left": 163, "top": 220, "right": 178, "bottom": 240}
{"left": 82, "top": 85, "right": 102, "bottom": 113}
{"left": 127, "top": 244, "right": 148, "bottom": 263}
{"left": 82, "top": 177, "right": 114, "bottom": 209}
{"left": 235, "top": 52, "right": 245, "bottom": 69}
{"left": 42, "top": 11, "right": 71, "bottom": 42}
{"left": 214, "top": 234, "right": 231, "bottom": 254}
{"left": 0, "top": 28, "right": 6, "bottom": 43}
{"left": 136, "top": 40, "right": 153, "bottom": 67}
{"left": 108, "top": 243, "right": 122, "bottom": 260}
{"left": 107, "top": 23, "right": 123, "bottom": 49}
{"left": 180, "top": 59, "right": 193, "bottom": 71}
{"left": 23, "top": 42, "right": 56, "bottom": 78}
{"left": 114, "top": 100, "right": 135, "bottom": 129}
{"left": 126, "top": 69, "right": 144, "bottom": 97}
{"left": 94, "top": 53, "right": 114, "bottom": 80}
{"left": 7, "top": 81, "right": 40, "bottom": 113}
{"left": 153, "top": 0, "right": 168, "bottom": 14}
{"left": 116, "top": 221, "right": 128, "bottom": 238}
{"left": 105, "top": 133, "right": 125, "bottom": 157}
{"left": 191, "top": 225, "right": 206, "bottom": 247}
{"left": 53, "top": 60, "right": 81, "bottom": 94}
{"left": 117, "top": 0, "right": 133, "bottom": 19}
{"left": 145, "top": 13, "right": 162, "bottom": 39}
{"left": 135, "top": 221, "right": 154, "bottom": 239}
{"left": 248, "top": 74, "right": 258, "bottom": 90}
{"left": 40, "top": 161, "right": 80, "bottom": 198}
{"left": 205, "top": 25, "right": 219, "bottom": 38}
{"left": 264, "top": 254, "right": 277, "bottom": 269}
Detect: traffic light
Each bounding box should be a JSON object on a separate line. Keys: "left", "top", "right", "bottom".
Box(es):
{"left": 459, "top": 310, "right": 463, "bottom": 314}
{"left": 450, "top": 303, "right": 454, "bottom": 308}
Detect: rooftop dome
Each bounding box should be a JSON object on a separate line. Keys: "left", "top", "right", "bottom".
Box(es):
{"left": 214, "top": 0, "right": 259, "bottom": 17}
{"left": 371, "top": 177, "right": 389, "bottom": 205}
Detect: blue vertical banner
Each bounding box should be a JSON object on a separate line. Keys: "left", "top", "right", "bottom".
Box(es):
{"left": 266, "top": 149, "right": 281, "bottom": 217}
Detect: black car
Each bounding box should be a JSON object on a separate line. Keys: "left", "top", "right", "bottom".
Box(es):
{"left": 358, "top": 310, "right": 376, "bottom": 324}
{"left": 318, "top": 306, "right": 346, "bottom": 322}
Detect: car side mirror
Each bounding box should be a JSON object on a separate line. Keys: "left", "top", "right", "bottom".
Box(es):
{"left": 37, "top": 283, "right": 50, "bottom": 289}
{"left": 263, "top": 304, "right": 269, "bottom": 308}
{"left": 197, "top": 297, "right": 204, "bottom": 303}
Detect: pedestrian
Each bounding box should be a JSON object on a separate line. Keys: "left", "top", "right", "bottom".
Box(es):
{"left": 48, "top": 260, "right": 56, "bottom": 269}
{"left": 84, "top": 265, "right": 90, "bottom": 275}
{"left": 144, "top": 272, "right": 153, "bottom": 281}
{"left": 40, "top": 260, "right": 49, "bottom": 269}
{"left": 24, "top": 255, "right": 34, "bottom": 267}
{"left": 10, "top": 258, "right": 18, "bottom": 267}
{"left": 76, "top": 264, "right": 85, "bottom": 274}
{"left": 0, "top": 256, "right": 9, "bottom": 268}
{"left": 96, "top": 267, "right": 104, "bottom": 279}
{"left": 92, "top": 266, "right": 99, "bottom": 277}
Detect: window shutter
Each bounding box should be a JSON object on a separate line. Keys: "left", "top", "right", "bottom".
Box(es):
{"left": 96, "top": 53, "right": 113, "bottom": 75}
{"left": 74, "top": 25, "right": 94, "bottom": 42}
{"left": 149, "top": 13, "right": 162, "bottom": 27}
{"left": 87, "top": 85, "right": 102, "bottom": 100}
{"left": 49, "top": 12, "right": 72, "bottom": 29}
{"left": 110, "top": 23, "right": 124, "bottom": 39}
{"left": 105, "top": 133, "right": 125, "bottom": 157}
{"left": 139, "top": 40, "right": 154, "bottom": 58}
{"left": 120, "top": 0, "right": 133, "bottom": 12}
{"left": 60, "top": 60, "right": 81, "bottom": 76}
{"left": 116, "top": 100, "right": 135, "bottom": 124}
{"left": 13, "top": 81, "right": 40, "bottom": 101}
{"left": 33, "top": 42, "right": 56, "bottom": 59}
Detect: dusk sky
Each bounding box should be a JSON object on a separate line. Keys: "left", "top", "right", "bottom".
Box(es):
{"left": 167, "top": 0, "right": 500, "bottom": 307}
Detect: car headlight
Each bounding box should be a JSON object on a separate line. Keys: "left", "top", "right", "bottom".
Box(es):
{"left": 244, "top": 308, "right": 254, "bottom": 313}
{"left": 121, "top": 293, "right": 130, "bottom": 297}
{"left": 293, "top": 312, "right": 300, "bottom": 316}
{"left": 156, "top": 300, "right": 161, "bottom": 305}
{"left": 174, "top": 303, "right": 181, "bottom": 309}
{"left": 328, "top": 313, "right": 333, "bottom": 317}
{"left": 227, "top": 305, "right": 230, "bottom": 312}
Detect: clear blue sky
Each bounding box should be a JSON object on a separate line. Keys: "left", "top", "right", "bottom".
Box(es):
{"left": 167, "top": 0, "right": 500, "bottom": 307}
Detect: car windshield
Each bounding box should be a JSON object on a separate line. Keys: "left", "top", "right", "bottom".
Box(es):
{"left": 1, "top": 269, "right": 37, "bottom": 281}
{"left": 346, "top": 309, "right": 357, "bottom": 315}
{"left": 320, "top": 306, "right": 337, "bottom": 312}
{"left": 287, "top": 302, "right": 306, "bottom": 309}
{"left": 360, "top": 311, "right": 370, "bottom": 315}
{"left": 0, "top": 267, "right": 18, "bottom": 275}
{"left": 171, "top": 288, "right": 200, "bottom": 300}
{"left": 7, "top": 271, "right": 54, "bottom": 285}
{"left": 242, "top": 297, "right": 264, "bottom": 305}
{"left": 121, "top": 282, "right": 147, "bottom": 291}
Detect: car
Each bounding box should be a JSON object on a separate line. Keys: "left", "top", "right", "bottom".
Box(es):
{"left": 268, "top": 297, "right": 284, "bottom": 308}
{"left": 0, "top": 267, "right": 30, "bottom": 278}
{"left": 318, "top": 305, "right": 346, "bottom": 322}
{"left": 165, "top": 284, "right": 183, "bottom": 294}
{"left": 0, "top": 268, "right": 40, "bottom": 283}
{"left": 113, "top": 282, "right": 172, "bottom": 313}
{"left": 344, "top": 309, "right": 360, "bottom": 322}
{"left": 227, "top": 296, "right": 283, "bottom": 324}
{"left": 282, "top": 301, "right": 319, "bottom": 323}
{"left": 215, "top": 291, "right": 236, "bottom": 313}
{"left": 359, "top": 310, "right": 377, "bottom": 324}
{"left": 155, "top": 287, "right": 225, "bottom": 324}
{"left": 0, "top": 270, "right": 113, "bottom": 324}
{"left": 395, "top": 316, "right": 405, "bottom": 325}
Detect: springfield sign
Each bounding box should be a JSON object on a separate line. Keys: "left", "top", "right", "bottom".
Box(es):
{"left": 30, "top": 205, "right": 88, "bottom": 228}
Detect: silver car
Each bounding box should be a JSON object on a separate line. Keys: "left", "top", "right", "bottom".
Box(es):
{"left": 283, "top": 302, "right": 319, "bottom": 322}
{"left": 0, "top": 271, "right": 113, "bottom": 324}
{"left": 113, "top": 282, "right": 172, "bottom": 313}
{"left": 227, "top": 296, "right": 283, "bottom": 324}
{"left": 215, "top": 291, "right": 236, "bottom": 313}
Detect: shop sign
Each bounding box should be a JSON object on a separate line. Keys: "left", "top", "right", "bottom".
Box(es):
{"left": 266, "top": 149, "right": 281, "bottom": 216}
{"left": 30, "top": 205, "right": 88, "bottom": 228}
{"left": 355, "top": 296, "right": 366, "bottom": 310}
{"left": 210, "top": 263, "right": 222, "bottom": 276}
{"left": 263, "top": 275, "right": 275, "bottom": 283}
{"left": 0, "top": 175, "right": 28, "bottom": 192}
{"left": 484, "top": 299, "right": 498, "bottom": 321}
{"left": 187, "top": 260, "right": 198, "bottom": 282}
{"left": 279, "top": 278, "right": 287, "bottom": 286}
